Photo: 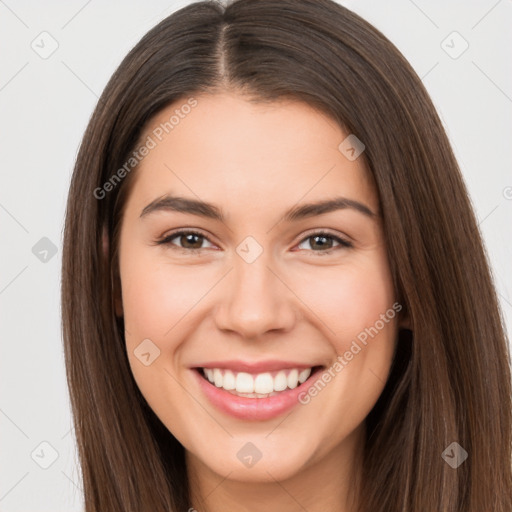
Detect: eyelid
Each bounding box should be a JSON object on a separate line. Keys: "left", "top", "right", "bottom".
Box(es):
{"left": 293, "top": 229, "right": 353, "bottom": 253}
{"left": 156, "top": 227, "right": 352, "bottom": 253}
{"left": 156, "top": 228, "right": 218, "bottom": 250}
{"left": 295, "top": 227, "right": 351, "bottom": 245}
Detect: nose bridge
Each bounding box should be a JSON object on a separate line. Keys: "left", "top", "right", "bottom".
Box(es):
{"left": 214, "top": 246, "right": 296, "bottom": 338}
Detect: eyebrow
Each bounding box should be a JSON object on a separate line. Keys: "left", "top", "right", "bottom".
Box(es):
{"left": 140, "top": 194, "right": 376, "bottom": 222}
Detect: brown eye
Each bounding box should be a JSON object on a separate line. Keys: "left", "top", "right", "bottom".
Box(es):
{"left": 177, "top": 233, "right": 204, "bottom": 249}
{"left": 297, "top": 232, "right": 352, "bottom": 253}
{"left": 157, "top": 230, "right": 215, "bottom": 251}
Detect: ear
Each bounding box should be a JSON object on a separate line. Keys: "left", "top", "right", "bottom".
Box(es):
{"left": 103, "top": 226, "right": 124, "bottom": 317}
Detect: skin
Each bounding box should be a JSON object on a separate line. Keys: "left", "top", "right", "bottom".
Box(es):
{"left": 116, "top": 91, "right": 407, "bottom": 512}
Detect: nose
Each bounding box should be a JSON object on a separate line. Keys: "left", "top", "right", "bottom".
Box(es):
{"left": 213, "top": 251, "right": 297, "bottom": 340}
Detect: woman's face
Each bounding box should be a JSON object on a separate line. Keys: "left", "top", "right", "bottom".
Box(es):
{"left": 117, "top": 92, "right": 401, "bottom": 483}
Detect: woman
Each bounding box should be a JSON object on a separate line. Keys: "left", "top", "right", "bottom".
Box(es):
{"left": 61, "top": 0, "right": 512, "bottom": 510}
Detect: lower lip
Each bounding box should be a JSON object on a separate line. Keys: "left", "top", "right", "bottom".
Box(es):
{"left": 192, "top": 367, "right": 322, "bottom": 421}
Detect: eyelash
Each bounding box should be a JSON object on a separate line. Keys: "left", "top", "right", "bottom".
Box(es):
{"left": 155, "top": 229, "right": 353, "bottom": 255}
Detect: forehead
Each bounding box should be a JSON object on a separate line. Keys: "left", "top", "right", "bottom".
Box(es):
{"left": 125, "top": 92, "right": 377, "bottom": 218}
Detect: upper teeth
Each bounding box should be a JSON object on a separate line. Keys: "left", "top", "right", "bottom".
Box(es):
{"left": 203, "top": 368, "right": 312, "bottom": 394}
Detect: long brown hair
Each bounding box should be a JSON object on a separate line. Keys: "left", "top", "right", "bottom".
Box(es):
{"left": 61, "top": 0, "right": 512, "bottom": 510}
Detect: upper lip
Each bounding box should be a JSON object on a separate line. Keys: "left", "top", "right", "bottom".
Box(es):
{"left": 193, "top": 360, "right": 322, "bottom": 373}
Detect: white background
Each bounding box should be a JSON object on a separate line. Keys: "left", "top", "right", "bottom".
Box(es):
{"left": 0, "top": 1, "right": 511, "bottom": 510}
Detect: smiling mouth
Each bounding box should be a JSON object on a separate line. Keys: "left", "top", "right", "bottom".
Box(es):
{"left": 195, "top": 366, "right": 324, "bottom": 399}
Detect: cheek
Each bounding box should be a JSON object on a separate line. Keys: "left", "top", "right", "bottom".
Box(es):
{"left": 290, "top": 253, "right": 397, "bottom": 408}
{"left": 289, "top": 258, "right": 397, "bottom": 438}
{"left": 119, "top": 248, "right": 199, "bottom": 431}
{"left": 120, "top": 249, "right": 211, "bottom": 341}
{"left": 291, "top": 256, "right": 395, "bottom": 343}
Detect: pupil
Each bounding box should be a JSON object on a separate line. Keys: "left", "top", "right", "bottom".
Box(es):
{"left": 184, "top": 234, "right": 202, "bottom": 249}
{"left": 312, "top": 235, "right": 331, "bottom": 250}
